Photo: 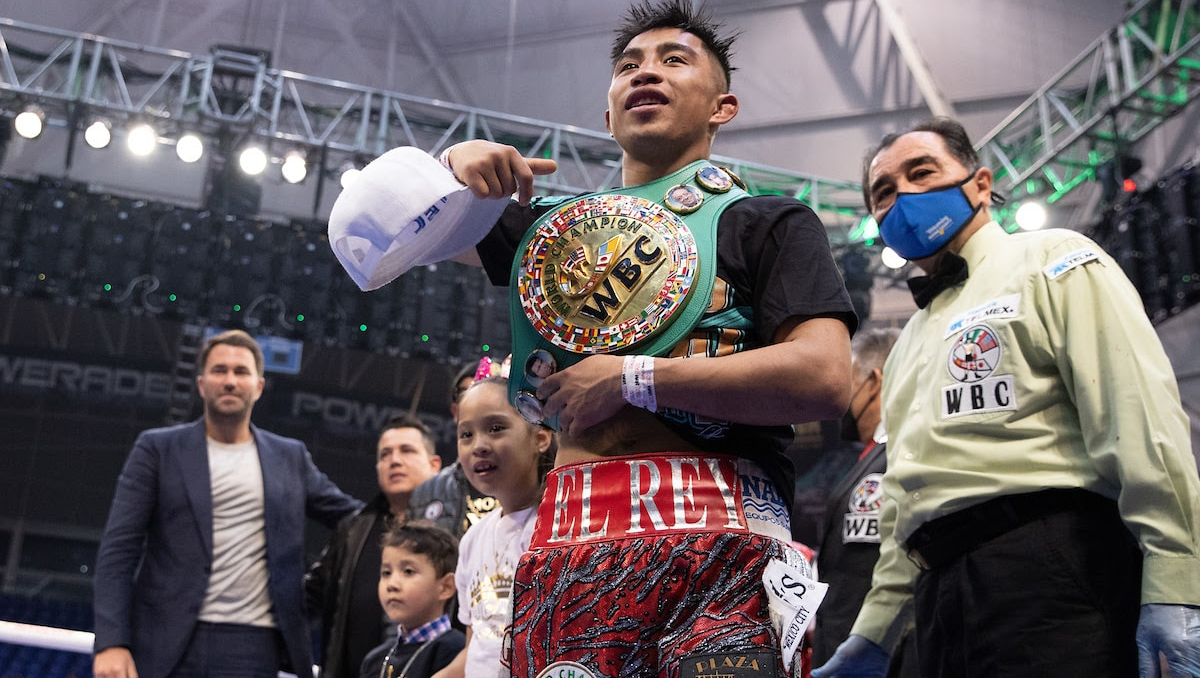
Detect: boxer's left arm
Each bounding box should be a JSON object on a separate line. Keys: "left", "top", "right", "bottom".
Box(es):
{"left": 538, "top": 314, "right": 850, "bottom": 435}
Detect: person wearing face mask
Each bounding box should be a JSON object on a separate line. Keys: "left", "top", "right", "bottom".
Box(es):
{"left": 813, "top": 117, "right": 1200, "bottom": 678}
{"left": 811, "top": 327, "right": 918, "bottom": 678}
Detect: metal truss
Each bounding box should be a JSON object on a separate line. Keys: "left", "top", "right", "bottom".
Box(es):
{"left": 8, "top": 2, "right": 1193, "bottom": 296}
{"left": 0, "top": 16, "right": 868, "bottom": 235}
{"left": 976, "top": 0, "right": 1200, "bottom": 210}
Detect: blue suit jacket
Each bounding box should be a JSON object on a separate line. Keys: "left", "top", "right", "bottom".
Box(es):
{"left": 93, "top": 419, "right": 363, "bottom": 678}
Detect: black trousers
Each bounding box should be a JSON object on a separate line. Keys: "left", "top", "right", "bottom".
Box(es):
{"left": 912, "top": 491, "right": 1141, "bottom": 677}
{"left": 171, "top": 622, "right": 284, "bottom": 678}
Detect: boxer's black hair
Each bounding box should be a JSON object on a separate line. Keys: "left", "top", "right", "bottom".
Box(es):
{"left": 611, "top": 0, "right": 737, "bottom": 90}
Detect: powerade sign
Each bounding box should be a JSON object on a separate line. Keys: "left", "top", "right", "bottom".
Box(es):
{"left": 288, "top": 391, "right": 408, "bottom": 430}
{"left": 0, "top": 350, "right": 445, "bottom": 439}
{"left": 0, "top": 353, "right": 171, "bottom": 403}
{"left": 280, "top": 390, "right": 456, "bottom": 449}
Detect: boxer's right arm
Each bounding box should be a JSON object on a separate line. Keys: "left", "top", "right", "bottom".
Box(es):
{"left": 442, "top": 140, "right": 557, "bottom": 206}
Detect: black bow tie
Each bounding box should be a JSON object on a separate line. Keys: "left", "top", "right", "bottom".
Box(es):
{"left": 907, "top": 252, "right": 969, "bottom": 309}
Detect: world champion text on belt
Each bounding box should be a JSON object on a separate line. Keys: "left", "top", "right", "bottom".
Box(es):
{"left": 517, "top": 194, "right": 700, "bottom": 354}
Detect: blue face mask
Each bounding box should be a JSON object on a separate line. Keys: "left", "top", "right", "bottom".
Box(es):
{"left": 878, "top": 173, "right": 981, "bottom": 260}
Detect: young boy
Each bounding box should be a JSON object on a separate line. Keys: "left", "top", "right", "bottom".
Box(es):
{"left": 359, "top": 521, "right": 465, "bottom": 678}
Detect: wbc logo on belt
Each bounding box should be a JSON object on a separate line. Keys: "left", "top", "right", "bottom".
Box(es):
{"left": 557, "top": 235, "right": 622, "bottom": 299}
{"left": 518, "top": 194, "right": 699, "bottom": 354}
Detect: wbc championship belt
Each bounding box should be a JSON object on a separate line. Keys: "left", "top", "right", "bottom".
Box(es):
{"left": 508, "top": 159, "right": 748, "bottom": 429}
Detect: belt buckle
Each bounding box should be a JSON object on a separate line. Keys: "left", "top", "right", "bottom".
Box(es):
{"left": 518, "top": 194, "right": 699, "bottom": 354}
{"left": 906, "top": 548, "right": 931, "bottom": 571}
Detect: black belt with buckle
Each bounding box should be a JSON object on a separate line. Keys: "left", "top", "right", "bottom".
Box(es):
{"left": 905, "top": 488, "right": 1115, "bottom": 571}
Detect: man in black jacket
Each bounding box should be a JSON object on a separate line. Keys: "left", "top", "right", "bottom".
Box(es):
{"left": 307, "top": 415, "right": 441, "bottom": 678}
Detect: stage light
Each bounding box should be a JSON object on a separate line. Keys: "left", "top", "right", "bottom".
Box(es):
{"left": 84, "top": 119, "right": 112, "bottom": 149}
{"left": 127, "top": 123, "right": 158, "bottom": 156}
{"left": 339, "top": 163, "right": 361, "bottom": 189}
{"left": 849, "top": 215, "right": 880, "bottom": 244}
{"left": 14, "top": 106, "right": 45, "bottom": 139}
{"left": 881, "top": 247, "right": 907, "bottom": 270}
{"left": 176, "top": 133, "right": 204, "bottom": 163}
{"left": 281, "top": 151, "right": 307, "bottom": 184}
{"left": 1015, "top": 201, "right": 1048, "bottom": 231}
{"left": 239, "top": 146, "right": 268, "bottom": 176}
{"left": 1097, "top": 154, "right": 1143, "bottom": 204}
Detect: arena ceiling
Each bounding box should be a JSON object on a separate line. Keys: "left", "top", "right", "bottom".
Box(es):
{"left": 8, "top": 0, "right": 1190, "bottom": 175}
{"left": 1, "top": 1, "right": 1198, "bottom": 252}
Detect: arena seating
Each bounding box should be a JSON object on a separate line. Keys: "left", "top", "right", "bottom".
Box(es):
{"left": 0, "top": 594, "right": 93, "bottom": 678}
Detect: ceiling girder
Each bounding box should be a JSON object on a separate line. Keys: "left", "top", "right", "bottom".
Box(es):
{"left": 0, "top": 15, "right": 869, "bottom": 233}
{"left": 976, "top": 0, "right": 1200, "bottom": 209}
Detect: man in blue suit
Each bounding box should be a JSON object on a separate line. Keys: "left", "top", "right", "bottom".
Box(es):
{"left": 93, "top": 329, "right": 362, "bottom": 678}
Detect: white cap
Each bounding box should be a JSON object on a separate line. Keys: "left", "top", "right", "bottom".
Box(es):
{"left": 328, "top": 146, "right": 509, "bottom": 291}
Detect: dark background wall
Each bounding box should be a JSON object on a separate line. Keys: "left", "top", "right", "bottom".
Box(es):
{"left": 0, "top": 175, "right": 511, "bottom": 604}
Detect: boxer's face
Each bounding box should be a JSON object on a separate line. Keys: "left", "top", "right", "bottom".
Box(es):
{"left": 605, "top": 28, "right": 735, "bottom": 157}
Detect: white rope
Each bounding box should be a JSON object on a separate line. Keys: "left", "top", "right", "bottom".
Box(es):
{"left": 0, "top": 620, "right": 93, "bottom": 653}
{"left": 0, "top": 621, "right": 315, "bottom": 678}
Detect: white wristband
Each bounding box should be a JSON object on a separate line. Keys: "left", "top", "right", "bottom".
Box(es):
{"left": 438, "top": 144, "right": 465, "bottom": 184}
{"left": 437, "top": 145, "right": 455, "bottom": 171}
{"left": 622, "top": 354, "right": 639, "bottom": 408}
{"left": 639, "top": 355, "right": 657, "bottom": 412}
{"left": 621, "top": 355, "right": 656, "bottom": 412}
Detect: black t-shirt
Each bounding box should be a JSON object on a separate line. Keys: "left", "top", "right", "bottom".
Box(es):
{"left": 476, "top": 193, "right": 857, "bottom": 496}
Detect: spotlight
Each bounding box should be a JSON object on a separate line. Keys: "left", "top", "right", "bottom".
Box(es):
{"left": 881, "top": 247, "right": 907, "bottom": 270}
{"left": 84, "top": 119, "right": 112, "bottom": 149}
{"left": 339, "top": 163, "right": 361, "bottom": 189}
{"left": 176, "top": 133, "right": 204, "bottom": 163}
{"left": 127, "top": 122, "right": 158, "bottom": 156}
{"left": 1097, "top": 154, "right": 1143, "bottom": 204}
{"left": 238, "top": 146, "right": 268, "bottom": 176}
{"left": 14, "top": 106, "right": 45, "bottom": 139}
{"left": 850, "top": 215, "right": 880, "bottom": 244}
{"left": 281, "top": 151, "right": 307, "bottom": 184}
{"left": 1014, "top": 201, "right": 1047, "bottom": 231}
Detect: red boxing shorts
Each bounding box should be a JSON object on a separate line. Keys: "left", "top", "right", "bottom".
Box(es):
{"left": 506, "top": 452, "right": 809, "bottom": 678}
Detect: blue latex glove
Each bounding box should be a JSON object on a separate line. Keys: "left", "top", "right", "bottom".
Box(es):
{"left": 1137, "top": 603, "right": 1200, "bottom": 677}
{"left": 811, "top": 634, "right": 890, "bottom": 678}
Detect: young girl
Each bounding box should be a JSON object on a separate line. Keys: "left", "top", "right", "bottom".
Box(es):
{"left": 431, "top": 376, "right": 552, "bottom": 678}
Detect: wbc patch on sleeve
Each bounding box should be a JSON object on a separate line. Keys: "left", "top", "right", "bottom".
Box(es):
{"left": 1043, "top": 248, "right": 1100, "bottom": 280}
{"left": 843, "top": 473, "right": 884, "bottom": 544}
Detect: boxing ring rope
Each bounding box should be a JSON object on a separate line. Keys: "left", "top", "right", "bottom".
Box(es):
{"left": 0, "top": 619, "right": 92, "bottom": 653}
{"left": 0, "top": 621, "right": 311, "bottom": 677}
